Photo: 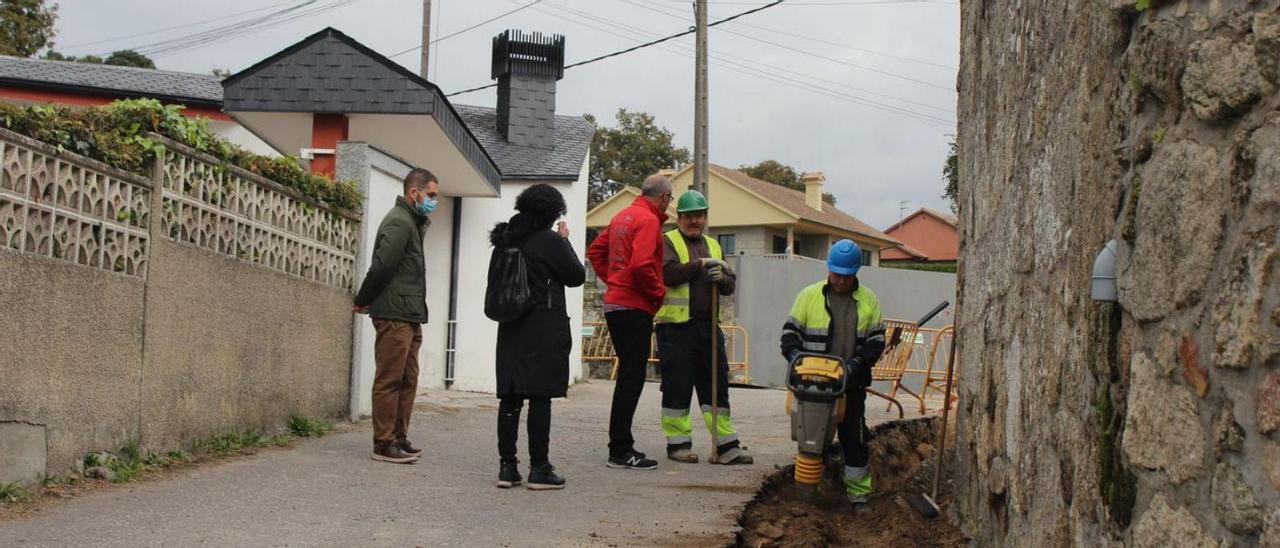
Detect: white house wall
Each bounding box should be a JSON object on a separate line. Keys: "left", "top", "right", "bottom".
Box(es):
{"left": 348, "top": 152, "right": 456, "bottom": 418}
{"left": 451, "top": 160, "right": 590, "bottom": 394}
{"left": 207, "top": 119, "right": 281, "bottom": 157}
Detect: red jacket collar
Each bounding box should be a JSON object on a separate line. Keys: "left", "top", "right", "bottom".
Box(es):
{"left": 632, "top": 195, "right": 669, "bottom": 223}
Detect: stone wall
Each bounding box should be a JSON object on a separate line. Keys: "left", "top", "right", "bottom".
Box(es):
{"left": 0, "top": 128, "right": 358, "bottom": 481}
{"left": 956, "top": 1, "right": 1279, "bottom": 546}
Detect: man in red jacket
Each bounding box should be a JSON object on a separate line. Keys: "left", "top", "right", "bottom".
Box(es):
{"left": 587, "top": 174, "right": 674, "bottom": 470}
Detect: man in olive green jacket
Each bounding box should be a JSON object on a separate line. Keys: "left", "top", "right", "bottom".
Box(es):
{"left": 353, "top": 168, "right": 439, "bottom": 464}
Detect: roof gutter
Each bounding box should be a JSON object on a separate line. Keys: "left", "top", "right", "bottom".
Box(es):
{"left": 0, "top": 78, "right": 223, "bottom": 108}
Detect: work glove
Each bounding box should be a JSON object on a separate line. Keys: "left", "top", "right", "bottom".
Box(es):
{"left": 700, "top": 258, "right": 728, "bottom": 271}
{"left": 707, "top": 265, "right": 726, "bottom": 283}
{"left": 845, "top": 357, "right": 871, "bottom": 387}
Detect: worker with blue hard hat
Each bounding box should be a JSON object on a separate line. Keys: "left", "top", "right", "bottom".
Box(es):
{"left": 780, "top": 238, "right": 887, "bottom": 513}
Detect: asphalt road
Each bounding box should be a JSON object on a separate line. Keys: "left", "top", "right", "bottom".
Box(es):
{"left": 2, "top": 380, "right": 886, "bottom": 547}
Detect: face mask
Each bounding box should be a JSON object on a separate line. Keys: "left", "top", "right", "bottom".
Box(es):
{"left": 416, "top": 196, "right": 437, "bottom": 216}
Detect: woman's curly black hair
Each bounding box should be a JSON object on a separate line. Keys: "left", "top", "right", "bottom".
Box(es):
{"left": 515, "top": 183, "right": 567, "bottom": 227}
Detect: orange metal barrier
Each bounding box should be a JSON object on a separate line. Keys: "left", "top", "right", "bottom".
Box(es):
{"left": 587, "top": 322, "right": 751, "bottom": 385}
{"left": 867, "top": 319, "right": 920, "bottom": 419}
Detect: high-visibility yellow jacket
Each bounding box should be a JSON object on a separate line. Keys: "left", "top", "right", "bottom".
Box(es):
{"left": 655, "top": 229, "right": 724, "bottom": 324}
{"left": 780, "top": 279, "right": 886, "bottom": 379}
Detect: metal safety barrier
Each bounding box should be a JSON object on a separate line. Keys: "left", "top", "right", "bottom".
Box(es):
{"left": 583, "top": 321, "right": 751, "bottom": 385}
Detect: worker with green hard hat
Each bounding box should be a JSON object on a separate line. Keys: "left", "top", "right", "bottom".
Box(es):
{"left": 654, "top": 189, "right": 753, "bottom": 465}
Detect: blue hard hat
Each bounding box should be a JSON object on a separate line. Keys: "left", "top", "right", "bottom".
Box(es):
{"left": 827, "top": 239, "right": 862, "bottom": 276}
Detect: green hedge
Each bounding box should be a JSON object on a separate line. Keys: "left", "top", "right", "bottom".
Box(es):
{"left": 0, "top": 99, "right": 362, "bottom": 212}
{"left": 880, "top": 261, "right": 957, "bottom": 273}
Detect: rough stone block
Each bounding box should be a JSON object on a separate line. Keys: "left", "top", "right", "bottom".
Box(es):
{"left": 1212, "top": 243, "right": 1277, "bottom": 369}
{"left": 1125, "top": 20, "right": 1187, "bottom": 105}
{"left": 1267, "top": 442, "right": 1280, "bottom": 491}
{"left": 1183, "top": 37, "right": 1273, "bottom": 121}
{"left": 0, "top": 422, "right": 47, "bottom": 485}
{"left": 1262, "top": 509, "right": 1280, "bottom": 548}
{"left": 1211, "top": 461, "right": 1264, "bottom": 534}
{"left": 1213, "top": 401, "right": 1245, "bottom": 456}
{"left": 1180, "top": 335, "right": 1209, "bottom": 396}
{"left": 1133, "top": 493, "right": 1220, "bottom": 548}
{"left": 1122, "top": 353, "right": 1206, "bottom": 484}
{"left": 1259, "top": 372, "right": 1280, "bottom": 435}
{"left": 1118, "top": 141, "right": 1227, "bottom": 321}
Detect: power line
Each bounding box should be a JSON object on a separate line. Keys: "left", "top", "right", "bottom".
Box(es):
{"left": 717, "top": 24, "right": 953, "bottom": 91}
{"left": 61, "top": 1, "right": 301, "bottom": 51}
{"left": 621, "top": 0, "right": 957, "bottom": 70}
{"left": 447, "top": 0, "right": 783, "bottom": 97}
{"left": 547, "top": 1, "right": 952, "bottom": 116}
{"left": 618, "top": 0, "right": 955, "bottom": 92}
{"left": 120, "top": 1, "right": 323, "bottom": 55}
{"left": 389, "top": 0, "right": 544, "bottom": 59}
{"left": 124, "top": 1, "right": 356, "bottom": 57}
{"left": 522, "top": 1, "right": 953, "bottom": 125}
{"left": 660, "top": 0, "right": 956, "bottom": 4}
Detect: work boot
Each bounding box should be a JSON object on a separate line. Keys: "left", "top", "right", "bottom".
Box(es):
{"left": 397, "top": 438, "right": 423, "bottom": 456}
{"left": 527, "top": 464, "right": 566, "bottom": 490}
{"left": 371, "top": 444, "right": 418, "bottom": 464}
{"left": 497, "top": 461, "right": 522, "bottom": 489}
{"left": 607, "top": 451, "right": 658, "bottom": 470}
{"left": 849, "top": 496, "right": 872, "bottom": 516}
{"left": 711, "top": 446, "right": 754, "bottom": 465}
{"left": 667, "top": 447, "right": 699, "bottom": 464}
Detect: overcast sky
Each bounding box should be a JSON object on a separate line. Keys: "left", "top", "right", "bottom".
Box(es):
{"left": 52, "top": 0, "right": 958, "bottom": 229}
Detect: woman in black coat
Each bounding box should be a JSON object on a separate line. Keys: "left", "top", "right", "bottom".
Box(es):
{"left": 488, "top": 184, "right": 585, "bottom": 490}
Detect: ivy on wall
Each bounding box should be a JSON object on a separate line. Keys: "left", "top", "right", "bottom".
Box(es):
{"left": 0, "top": 99, "right": 362, "bottom": 212}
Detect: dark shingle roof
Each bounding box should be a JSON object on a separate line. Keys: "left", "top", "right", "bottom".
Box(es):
{"left": 0, "top": 35, "right": 594, "bottom": 182}
{"left": 0, "top": 55, "right": 222, "bottom": 105}
{"left": 454, "top": 104, "right": 593, "bottom": 180}
{"left": 222, "top": 28, "right": 437, "bottom": 114}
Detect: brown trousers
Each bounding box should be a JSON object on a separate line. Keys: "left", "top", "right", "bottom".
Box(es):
{"left": 372, "top": 318, "right": 422, "bottom": 448}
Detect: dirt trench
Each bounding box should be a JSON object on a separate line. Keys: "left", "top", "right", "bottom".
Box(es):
{"left": 735, "top": 417, "right": 968, "bottom": 547}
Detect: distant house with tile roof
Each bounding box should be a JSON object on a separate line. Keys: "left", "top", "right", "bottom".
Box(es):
{"left": 586, "top": 164, "right": 900, "bottom": 265}
{"left": 880, "top": 207, "right": 959, "bottom": 265}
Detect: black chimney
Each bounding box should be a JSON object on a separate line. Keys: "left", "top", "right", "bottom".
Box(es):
{"left": 491, "top": 30, "right": 565, "bottom": 149}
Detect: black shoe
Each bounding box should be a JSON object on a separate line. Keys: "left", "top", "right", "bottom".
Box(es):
{"left": 497, "top": 461, "right": 522, "bottom": 489}
{"left": 527, "top": 464, "right": 566, "bottom": 490}
{"left": 607, "top": 451, "right": 658, "bottom": 470}
{"left": 397, "top": 438, "right": 423, "bottom": 456}
{"left": 371, "top": 444, "right": 418, "bottom": 464}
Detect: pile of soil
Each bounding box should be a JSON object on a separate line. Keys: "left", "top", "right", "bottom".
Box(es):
{"left": 736, "top": 417, "right": 968, "bottom": 547}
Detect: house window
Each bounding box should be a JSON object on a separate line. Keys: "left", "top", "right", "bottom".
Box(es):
{"left": 862, "top": 249, "right": 873, "bottom": 266}
{"left": 718, "top": 234, "right": 736, "bottom": 255}
{"left": 772, "top": 235, "right": 788, "bottom": 254}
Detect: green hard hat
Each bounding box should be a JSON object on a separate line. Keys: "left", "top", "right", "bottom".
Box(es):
{"left": 676, "top": 190, "right": 709, "bottom": 213}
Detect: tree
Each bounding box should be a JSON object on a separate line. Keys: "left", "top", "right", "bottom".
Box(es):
{"left": 0, "top": 0, "right": 58, "bottom": 57}
{"left": 739, "top": 159, "right": 837, "bottom": 205}
{"left": 104, "top": 49, "right": 154, "bottom": 69}
{"left": 942, "top": 138, "right": 958, "bottom": 213}
{"left": 586, "top": 109, "right": 690, "bottom": 207}
{"left": 44, "top": 49, "right": 155, "bottom": 68}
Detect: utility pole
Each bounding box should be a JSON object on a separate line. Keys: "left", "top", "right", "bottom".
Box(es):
{"left": 693, "top": 0, "right": 720, "bottom": 462}
{"left": 694, "top": 0, "right": 709, "bottom": 197}
{"left": 420, "top": 0, "right": 432, "bottom": 79}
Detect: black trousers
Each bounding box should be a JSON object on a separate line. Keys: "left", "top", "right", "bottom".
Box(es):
{"left": 605, "top": 309, "right": 655, "bottom": 457}
{"left": 838, "top": 389, "right": 870, "bottom": 467}
{"left": 656, "top": 321, "right": 739, "bottom": 452}
{"left": 497, "top": 396, "right": 551, "bottom": 467}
